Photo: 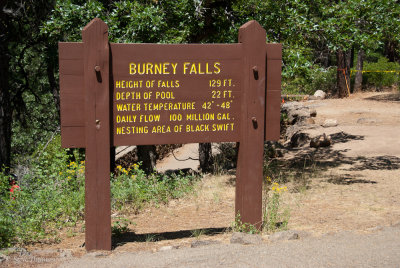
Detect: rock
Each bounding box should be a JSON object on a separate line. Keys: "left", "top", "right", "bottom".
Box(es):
{"left": 287, "top": 109, "right": 310, "bottom": 125}
{"left": 310, "top": 133, "right": 332, "bottom": 148}
{"left": 290, "top": 132, "right": 310, "bottom": 148}
{"left": 322, "top": 119, "right": 338, "bottom": 128}
{"left": 314, "top": 90, "right": 326, "bottom": 99}
{"left": 0, "top": 253, "right": 9, "bottom": 263}
{"left": 309, "top": 109, "right": 317, "bottom": 117}
{"left": 230, "top": 232, "right": 263, "bottom": 245}
{"left": 191, "top": 240, "right": 221, "bottom": 248}
{"left": 357, "top": 118, "right": 381, "bottom": 124}
{"left": 285, "top": 125, "right": 302, "bottom": 141}
{"left": 268, "top": 230, "right": 301, "bottom": 241}
{"left": 304, "top": 118, "right": 315, "bottom": 125}
{"left": 158, "top": 245, "right": 178, "bottom": 251}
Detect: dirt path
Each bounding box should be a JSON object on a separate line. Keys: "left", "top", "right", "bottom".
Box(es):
{"left": 3, "top": 91, "right": 400, "bottom": 267}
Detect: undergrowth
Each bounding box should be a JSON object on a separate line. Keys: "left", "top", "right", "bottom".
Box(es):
{"left": 0, "top": 135, "right": 197, "bottom": 248}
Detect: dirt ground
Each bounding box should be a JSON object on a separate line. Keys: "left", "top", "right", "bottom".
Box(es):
{"left": 3, "top": 91, "right": 400, "bottom": 267}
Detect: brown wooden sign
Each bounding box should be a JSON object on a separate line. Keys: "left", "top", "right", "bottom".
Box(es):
{"left": 59, "top": 18, "right": 281, "bottom": 251}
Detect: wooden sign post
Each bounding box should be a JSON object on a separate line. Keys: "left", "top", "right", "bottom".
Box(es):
{"left": 59, "top": 18, "right": 281, "bottom": 251}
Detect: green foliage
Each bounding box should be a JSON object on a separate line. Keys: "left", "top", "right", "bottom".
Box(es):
{"left": 231, "top": 212, "right": 259, "bottom": 234}
{"left": 362, "top": 57, "right": 400, "bottom": 88}
{"left": 262, "top": 178, "right": 289, "bottom": 232}
{"left": 0, "top": 138, "right": 85, "bottom": 246}
{"left": 0, "top": 136, "right": 197, "bottom": 247}
{"left": 111, "top": 217, "right": 132, "bottom": 237}
{"left": 111, "top": 164, "right": 197, "bottom": 212}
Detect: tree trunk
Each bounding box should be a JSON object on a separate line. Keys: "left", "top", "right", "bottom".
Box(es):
{"left": 137, "top": 145, "right": 157, "bottom": 174}
{"left": 0, "top": 42, "right": 11, "bottom": 171}
{"left": 199, "top": 143, "right": 212, "bottom": 173}
{"left": 336, "top": 49, "right": 351, "bottom": 98}
{"left": 384, "top": 40, "right": 400, "bottom": 62}
{"left": 46, "top": 46, "right": 60, "bottom": 117}
{"left": 353, "top": 49, "right": 364, "bottom": 93}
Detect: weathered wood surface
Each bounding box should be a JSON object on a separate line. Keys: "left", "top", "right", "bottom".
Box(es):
{"left": 59, "top": 42, "right": 281, "bottom": 147}
{"left": 265, "top": 43, "right": 282, "bottom": 141}
{"left": 235, "top": 20, "right": 266, "bottom": 229}
{"left": 82, "top": 18, "right": 111, "bottom": 251}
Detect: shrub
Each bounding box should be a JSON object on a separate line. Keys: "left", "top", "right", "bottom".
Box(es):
{"left": 111, "top": 164, "right": 196, "bottom": 213}
{"left": 362, "top": 56, "right": 400, "bottom": 89}
{"left": 1, "top": 136, "right": 197, "bottom": 247}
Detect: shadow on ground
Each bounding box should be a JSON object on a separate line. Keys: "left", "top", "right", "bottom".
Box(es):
{"left": 111, "top": 227, "right": 228, "bottom": 249}
{"left": 266, "top": 132, "right": 400, "bottom": 189}
{"left": 365, "top": 93, "right": 400, "bottom": 102}
{"left": 327, "top": 174, "right": 377, "bottom": 185}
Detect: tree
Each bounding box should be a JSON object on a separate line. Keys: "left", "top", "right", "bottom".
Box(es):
{"left": 0, "top": 1, "right": 56, "bottom": 170}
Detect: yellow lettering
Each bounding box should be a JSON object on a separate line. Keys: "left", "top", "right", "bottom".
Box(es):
{"left": 129, "top": 63, "right": 136, "bottom": 75}
{"left": 154, "top": 63, "right": 162, "bottom": 74}
{"left": 190, "top": 63, "right": 197, "bottom": 74}
{"left": 171, "top": 63, "right": 177, "bottom": 74}
{"left": 214, "top": 62, "right": 221, "bottom": 74}
{"left": 146, "top": 63, "right": 153, "bottom": 74}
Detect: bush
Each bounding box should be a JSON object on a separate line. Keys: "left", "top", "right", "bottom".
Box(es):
{"left": 283, "top": 66, "right": 337, "bottom": 95}
{"left": 1, "top": 136, "right": 197, "bottom": 247}
{"left": 362, "top": 56, "right": 400, "bottom": 88}
{"left": 111, "top": 164, "right": 197, "bottom": 213}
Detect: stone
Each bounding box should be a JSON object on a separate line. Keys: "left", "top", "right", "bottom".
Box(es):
{"left": 322, "top": 119, "right": 338, "bottom": 128}
{"left": 357, "top": 118, "right": 381, "bottom": 124}
{"left": 230, "top": 232, "right": 263, "bottom": 245}
{"left": 287, "top": 109, "right": 310, "bottom": 125}
{"left": 310, "top": 133, "right": 331, "bottom": 148}
{"left": 158, "top": 245, "right": 178, "bottom": 251}
{"left": 314, "top": 90, "right": 326, "bottom": 99}
{"left": 304, "top": 118, "right": 315, "bottom": 125}
{"left": 309, "top": 109, "right": 317, "bottom": 117}
{"left": 290, "top": 132, "right": 310, "bottom": 148}
{"left": 0, "top": 253, "right": 9, "bottom": 263}
{"left": 191, "top": 240, "right": 221, "bottom": 248}
{"left": 285, "top": 125, "right": 302, "bottom": 141}
{"left": 268, "top": 230, "right": 301, "bottom": 241}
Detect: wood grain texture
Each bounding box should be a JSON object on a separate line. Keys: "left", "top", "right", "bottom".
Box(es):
{"left": 235, "top": 20, "right": 266, "bottom": 229}
{"left": 265, "top": 43, "right": 282, "bottom": 141}
{"left": 82, "top": 18, "right": 111, "bottom": 251}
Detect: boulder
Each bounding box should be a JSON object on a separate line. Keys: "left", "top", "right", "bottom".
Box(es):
{"left": 290, "top": 132, "right": 310, "bottom": 148}
{"left": 230, "top": 232, "right": 263, "bottom": 245}
{"left": 310, "top": 133, "right": 332, "bottom": 148}
{"left": 322, "top": 119, "right": 338, "bottom": 128}
{"left": 268, "top": 230, "right": 301, "bottom": 241}
{"left": 314, "top": 90, "right": 326, "bottom": 99}
{"left": 357, "top": 118, "right": 381, "bottom": 124}
{"left": 191, "top": 240, "right": 221, "bottom": 248}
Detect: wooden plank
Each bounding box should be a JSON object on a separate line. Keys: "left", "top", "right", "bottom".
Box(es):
{"left": 59, "top": 42, "right": 85, "bottom": 148}
{"left": 59, "top": 42, "right": 83, "bottom": 60}
{"left": 60, "top": 92, "right": 84, "bottom": 126}
{"left": 82, "top": 18, "right": 111, "bottom": 251}
{"left": 235, "top": 21, "right": 266, "bottom": 229}
{"left": 61, "top": 126, "right": 85, "bottom": 148}
{"left": 265, "top": 43, "right": 282, "bottom": 141}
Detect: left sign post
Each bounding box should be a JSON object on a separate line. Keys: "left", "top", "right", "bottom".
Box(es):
{"left": 82, "top": 18, "right": 112, "bottom": 251}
